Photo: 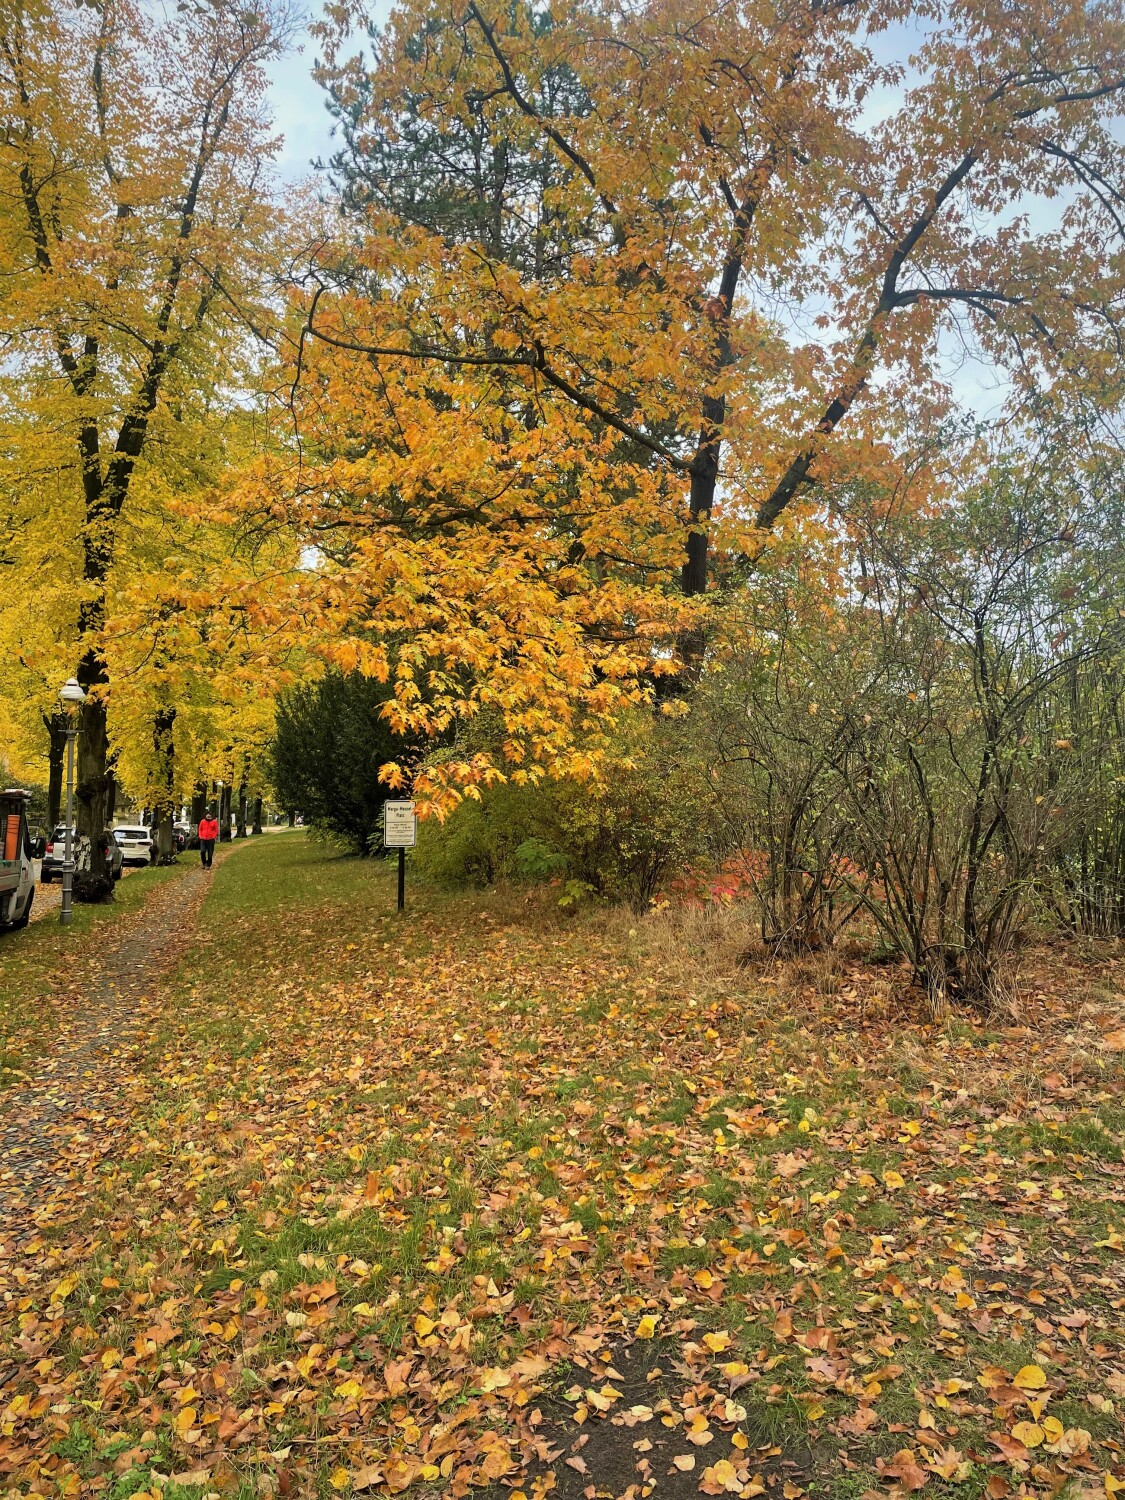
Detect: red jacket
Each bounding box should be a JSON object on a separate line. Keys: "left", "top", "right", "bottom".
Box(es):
{"left": 198, "top": 817, "right": 219, "bottom": 841}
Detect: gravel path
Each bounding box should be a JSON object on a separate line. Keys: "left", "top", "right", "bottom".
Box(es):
{"left": 27, "top": 862, "right": 143, "bottom": 924}
{"left": 0, "top": 863, "right": 212, "bottom": 1249}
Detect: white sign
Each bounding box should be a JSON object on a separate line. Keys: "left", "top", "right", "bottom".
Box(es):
{"left": 383, "top": 800, "right": 417, "bottom": 848}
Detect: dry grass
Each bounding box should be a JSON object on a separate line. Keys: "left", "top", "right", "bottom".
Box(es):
{"left": 623, "top": 897, "right": 760, "bottom": 994}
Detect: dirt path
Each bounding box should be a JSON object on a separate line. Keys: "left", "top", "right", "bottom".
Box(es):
{"left": 0, "top": 862, "right": 212, "bottom": 1249}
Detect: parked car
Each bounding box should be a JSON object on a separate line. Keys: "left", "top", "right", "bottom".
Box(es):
{"left": 41, "top": 825, "right": 123, "bottom": 883}
{"left": 0, "top": 789, "right": 36, "bottom": 929}
{"left": 173, "top": 821, "right": 192, "bottom": 852}
{"left": 113, "top": 825, "right": 155, "bottom": 867}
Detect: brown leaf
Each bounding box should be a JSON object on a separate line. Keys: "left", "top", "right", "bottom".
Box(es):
{"left": 839, "top": 1405, "right": 878, "bottom": 1436}
{"left": 880, "top": 1448, "right": 928, "bottom": 1491}
{"left": 988, "top": 1432, "right": 1030, "bottom": 1463}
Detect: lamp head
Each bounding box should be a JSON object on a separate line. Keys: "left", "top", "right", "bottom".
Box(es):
{"left": 59, "top": 678, "right": 87, "bottom": 708}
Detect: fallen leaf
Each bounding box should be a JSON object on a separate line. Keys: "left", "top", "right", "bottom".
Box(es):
{"left": 1011, "top": 1421, "right": 1044, "bottom": 1449}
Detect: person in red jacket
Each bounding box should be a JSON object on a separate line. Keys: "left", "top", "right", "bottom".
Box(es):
{"left": 198, "top": 812, "right": 219, "bottom": 868}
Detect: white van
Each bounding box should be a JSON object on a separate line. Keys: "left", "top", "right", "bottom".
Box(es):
{"left": 0, "top": 790, "right": 36, "bottom": 930}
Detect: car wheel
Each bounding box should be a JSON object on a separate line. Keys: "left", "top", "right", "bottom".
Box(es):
{"left": 11, "top": 889, "right": 33, "bottom": 929}
{"left": 40, "top": 871, "right": 53, "bottom": 885}
{"left": 112, "top": 867, "right": 122, "bottom": 881}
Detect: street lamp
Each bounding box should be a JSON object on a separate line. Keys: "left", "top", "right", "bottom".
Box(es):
{"left": 58, "top": 677, "right": 86, "bottom": 926}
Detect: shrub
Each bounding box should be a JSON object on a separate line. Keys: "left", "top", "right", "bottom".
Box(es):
{"left": 415, "top": 715, "right": 711, "bottom": 909}
{"left": 705, "top": 458, "right": 1125, "bottom": 1010}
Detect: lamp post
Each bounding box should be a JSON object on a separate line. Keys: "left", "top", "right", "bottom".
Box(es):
{"left": 58, "top": 677, "right": 86, "bottom": 926}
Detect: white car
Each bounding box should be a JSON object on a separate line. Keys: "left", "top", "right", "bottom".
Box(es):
{"left": 113, "top": 825, "right": 156, "bottom": 866}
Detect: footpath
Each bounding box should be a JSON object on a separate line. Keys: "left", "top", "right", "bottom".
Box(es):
{"left": 0, "top": 862, "right": 212, "bottom": 1248}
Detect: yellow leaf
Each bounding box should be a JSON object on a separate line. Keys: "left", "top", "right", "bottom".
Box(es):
{"left": 1041, "top": 1416, "right": 1064, "bottom": 1443}
{"left": 693, "top": 1269, "right": 714, "bottom": 1289}
{"left": 635, "top": 1314, "right": 657, "bottom": 1339}
{"left": 413, "top": 1314, "right": 436, "bottom": 1337}
{"left": 703, "top": 1330, "right": 731, "bottom": 1353}
{"left": 1013, "top": 1365, "right": 1047, "bottom": 1391}
{"left": 882, "top": 1169, "right": 905, "bottom": 1189}
{"left": 330, "top": 1467, "right": 350, "bottom": 1490}
{"left": 702, "top": 1459, "right": 741, "bottom": 1492}
{"left": 1011, "top": 1421, "right": 1044, "bottom": 1448}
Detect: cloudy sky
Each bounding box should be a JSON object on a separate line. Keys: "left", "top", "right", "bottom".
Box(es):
{"left": 267, "top": 9, "right": 339, "bottom": 182}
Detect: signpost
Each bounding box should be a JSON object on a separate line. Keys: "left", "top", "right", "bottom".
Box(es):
{"left": 383, "top": 800, "right": 416, "bottom": 912}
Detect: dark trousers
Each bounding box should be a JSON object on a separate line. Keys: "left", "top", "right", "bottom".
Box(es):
{"left": 200, "top": 839, "right": 215, "bottom": 868}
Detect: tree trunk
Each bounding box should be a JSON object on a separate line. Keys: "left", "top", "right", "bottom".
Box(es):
{"left": 75, "top": 682, "right": 114, "bottom": 895}
{"left": 191, "top": 783, "right": 207, "bottom": 825}
{"left": 288, "top": 808, "right": 296, "bottom": 828}
{"left": 219, "top": 782, "right": 233, "bottom": 841}
{"left": 236, "top": 781, "right": 248, "bottom": 838}
{"left": 252, "top": 795, "right": 263, "bottom": 835}
{"left": 44, "top": 713, "right": 66, "bottom": 830}
{"left": 151, "top": 707, "right": 177, "bottom": 864}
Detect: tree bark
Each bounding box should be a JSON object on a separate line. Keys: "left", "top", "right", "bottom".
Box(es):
{"left": 236, "top": 780, "right": 248, "bottom": 838}
{"left": 252, "top": 795, "right": 263, "bottom": 835}
{"left": 73, "top": 639, "right": 115, "bottom": 882}
{"left": 44, "top": 713, "right": 66, "bottom": 830}
{"left": 151, "top": 707, "right": 177, "bottom": 863}
{"left": 191, "top": 783, "right": 207, "bottom": 825}
{"left": 219, "top": 782, "right": 233, "bottom": 841}
{"left": 287, "top": 808, "right": 296, "bottom": 827}
{"left": 75, "top": 686, "right": 114, "bottom": 894}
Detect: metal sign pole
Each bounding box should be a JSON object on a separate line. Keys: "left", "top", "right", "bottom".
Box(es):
{"left": 383, "top": 800, "right": 417, "bottom": 915}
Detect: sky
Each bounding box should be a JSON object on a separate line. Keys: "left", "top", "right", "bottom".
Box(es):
{"left": 267, "top": 10, "right": 340, "bottom": 183}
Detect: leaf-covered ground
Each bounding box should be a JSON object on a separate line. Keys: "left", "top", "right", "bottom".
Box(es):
{"left": 1, "top": 833, "right": 1123, "bottom": 1500}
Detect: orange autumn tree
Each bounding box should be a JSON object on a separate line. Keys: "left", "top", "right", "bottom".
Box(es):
{"left": 239, "top": 0, "right": 1125, "bottom": 808}
{"left": 0, "top": 0, "right": 293, "bottom": 882}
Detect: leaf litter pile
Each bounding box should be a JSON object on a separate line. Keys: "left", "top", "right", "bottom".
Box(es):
{"left": 1, "top": 836, "right": 1124, "bottom": 1500}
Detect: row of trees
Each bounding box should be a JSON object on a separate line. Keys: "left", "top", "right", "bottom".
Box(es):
{"left": 0, "top": 0, "right": 296, "bottom": 877}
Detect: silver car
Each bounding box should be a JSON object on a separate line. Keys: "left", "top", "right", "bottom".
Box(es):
{"left": 113, "top": 825, "right": 156, "bottom": 867}
{"left": 41, "top": 826, "right": 124, "bottom": 882}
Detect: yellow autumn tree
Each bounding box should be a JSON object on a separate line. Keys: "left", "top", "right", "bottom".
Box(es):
{"left": 0, "top": 405, "right": 82, "bottom": 806}
{"left": 223, "top": 0, "right": 1125, "bottom": 811}
{"left": 0, "top": 0, "right": 294, "bottom": 882}
{"left": 103, "top": 403, "right": 303, "bottom": 854}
